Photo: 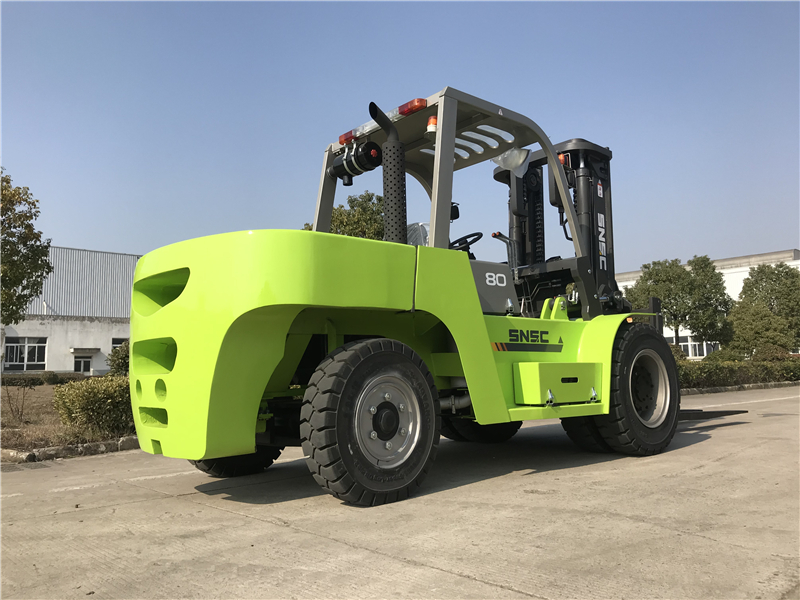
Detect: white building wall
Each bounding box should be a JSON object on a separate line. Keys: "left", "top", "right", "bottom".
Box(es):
{"left": 4, "top": 316, "right": 130, "bottom": 375}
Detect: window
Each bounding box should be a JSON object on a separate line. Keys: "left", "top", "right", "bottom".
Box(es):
{"left": 3, "top": 337, "right": 47, "bottom": 371}
{"left": 112, "top": 338, "right": 128, "bottom": 350}
{"left": 74, "top": 356, "right": 92, "bottom": 373}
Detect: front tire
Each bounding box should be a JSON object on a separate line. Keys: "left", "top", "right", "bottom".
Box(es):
{"left": 447, "top": 418, "right": 522, "bottom": 443}
{"left": 440, "top": 416, "right": 469, "bottom": 442}
{"left": 189, "top": 445, "right": 283, "bottom": 477}
{"left": 301, "top": 339, "right": 440, "bottom": 506}
{"left": 560, "top": 416, "right": 614, "bottom": 453}
{"left": 593, "top": 323, "right": 680, "bottom": 455}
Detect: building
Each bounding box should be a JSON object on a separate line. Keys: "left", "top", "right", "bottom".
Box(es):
{"left": 616, "top": 249, "right": 800, "bottom": 359}
{"left": 2, "top": 246, "right": 141, "bottom": 375}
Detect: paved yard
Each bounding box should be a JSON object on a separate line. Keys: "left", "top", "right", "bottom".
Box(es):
{"left": 2, "top": 387, "right": 798, "bottom": 599}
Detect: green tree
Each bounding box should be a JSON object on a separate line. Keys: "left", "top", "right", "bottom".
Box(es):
{"left": 1, "top": 170, "right": 53, "bottom": 325}
{"left": 303, "top": 191, "right": 384, "bottom": 240}
{"left": 106, "top": 340, "right": 130, "bottom": 375}
{"left": 624, "top": 258, "right": 692, "bottom": 344}
{"left": 726, "top": 301, "right": 794, "bottom": 358}
{"left": 625, "top": 255, "right": 733, "bottom": 345}
{"left": 684, "top": 255, "right": 733, "bottom": 344}
{"left": 738, "top": 263, "right": 800, "bottom": 349}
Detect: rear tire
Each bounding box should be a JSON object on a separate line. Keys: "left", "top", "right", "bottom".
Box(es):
{"left": 448, "top": 419, "right": 522, "bottom": 443}
{"left": 301, "top": 339, "right": 440, "bottom": 506}
{"left": 594, "top": 323, "right": 680, "bottom": 455}
{"left": 560, "top": 417, "right": 614, "bottom": 453}
{"left": 189, "top": 445, "right": 283, "bottom": 477}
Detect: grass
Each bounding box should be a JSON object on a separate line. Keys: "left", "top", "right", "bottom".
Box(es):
{"left": 1, "top": 384, "right": 109, "bottom": 452}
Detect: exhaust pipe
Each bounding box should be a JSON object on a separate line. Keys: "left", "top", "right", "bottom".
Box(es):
{"left": 369, "top": 102, "right": 407, "bottom": 244}
{"left": 439, "top": 394, "right": 472, "bottom": 414}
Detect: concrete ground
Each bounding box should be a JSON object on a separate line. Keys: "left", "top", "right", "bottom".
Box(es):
{"left": 1, "top": 387, "right": 798, "bottom": 600}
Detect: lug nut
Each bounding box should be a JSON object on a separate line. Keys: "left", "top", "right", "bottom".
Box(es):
{"left": 369, "top": 431, "right": 377, "bottom": 440}
{"left": 384, "top": 393, "right": 392, "bottom": 401}
{"left": 385, "top": 441, "right": 392, "bottom": 450}
{"left": 399, "top": 428, "right": 407, "bottom": 436}
{"left": 398, "top": 403, "right": 405, "bottom": 412}
{"left": 369, "top": 406, "right": 377, "bottom": 414}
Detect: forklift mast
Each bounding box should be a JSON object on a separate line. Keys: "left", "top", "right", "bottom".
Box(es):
{"left": 494, "top": 139, "right": 628, "bottom": 319}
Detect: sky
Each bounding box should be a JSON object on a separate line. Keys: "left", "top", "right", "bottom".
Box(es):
{"left": 2, "top": 1, "right": 798, "bottom": 272}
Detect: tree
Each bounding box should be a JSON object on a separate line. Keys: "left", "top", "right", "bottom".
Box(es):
{"left": 726, "top": 301, "right": 794, "bottom": 358}
{"left": 106, "top": 340, "right": 130, "bottom": 375}
{"left": 738, "top": 263, "right": 800, "bottom": 350}
{"left": 1, "top": 169, "right": 53, "bottom": 325}
{"left": 303, "top": 191, "right": 384, "bottom": 240}
{"left": 684, "top": 255, "right": 733, "bottom": 344}
{"left": 624, "top": 256, "right": 733, "bottom": 345}
{"left": 624, "top": 258, "right": 692, "bottom": 344}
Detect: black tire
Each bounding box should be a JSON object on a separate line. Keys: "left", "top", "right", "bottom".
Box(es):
{"left": 560, "top": 416, "right": 614, "bottom": 453}
{"left": 448, "top": 418, "right": 523, "bottom": 443}
{"left": 440, "top": 416, "right": 469, "bottom": 442}
{"left": 301, "top": 339, "right": 440, "bottom": 506}
{"left": 593, "top": 323, "right": 681, "bottom": 455}
{"left": 189, "top": 445, "right": 283, "bottom": 477}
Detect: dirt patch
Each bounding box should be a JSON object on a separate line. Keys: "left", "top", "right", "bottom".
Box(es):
{"left": 1, "top": 384, "right": 107, "bottom": 452}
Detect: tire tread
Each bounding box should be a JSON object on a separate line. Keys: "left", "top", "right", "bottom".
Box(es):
{"left": 301, "top": 339, "right": 439, "bottom": 506}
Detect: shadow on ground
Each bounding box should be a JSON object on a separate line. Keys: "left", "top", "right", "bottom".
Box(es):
{"left": 194, "top": 416, "right": 747, "bottom": 506}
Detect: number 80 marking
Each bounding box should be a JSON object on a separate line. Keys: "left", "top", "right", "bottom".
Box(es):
{"left": 485, "top": 273, "right": 507, "bottom": 286}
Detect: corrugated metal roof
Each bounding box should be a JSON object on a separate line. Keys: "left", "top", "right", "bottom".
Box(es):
{"left": 25, "top": 246, "right": 141, "bottom": 318}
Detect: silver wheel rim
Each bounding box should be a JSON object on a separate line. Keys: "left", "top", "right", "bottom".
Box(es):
{"left": 353, "top": 372, "right": 421, "bottom": 469}
{"left": 629, "top": 349, "right": 670, "bottom": 428}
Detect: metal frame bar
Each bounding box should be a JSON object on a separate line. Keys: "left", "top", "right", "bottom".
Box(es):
{"left": 428, "top": 95, "right": 457, "bottom": 249}
{"left": 436, "top": 88, "right": 587, "bottom": 257}
{"left": 312, "top": 147, "right": 336, "bottom": 232}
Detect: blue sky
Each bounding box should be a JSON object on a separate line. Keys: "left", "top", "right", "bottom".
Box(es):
{"left": 3, "top": 1, "right": 798, "bottom": 271}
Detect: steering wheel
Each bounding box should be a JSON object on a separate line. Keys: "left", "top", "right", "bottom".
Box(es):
{"left": 449, "top": 232, "right": 483, "bottom": 253}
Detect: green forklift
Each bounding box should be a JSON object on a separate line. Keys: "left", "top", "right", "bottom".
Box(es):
{"left": 129, "top": 87, "right": 679, "bottom": 506}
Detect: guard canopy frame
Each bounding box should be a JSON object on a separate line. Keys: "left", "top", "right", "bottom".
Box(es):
{"left": 312, "top": 87, "right": 589, "bottom": 259}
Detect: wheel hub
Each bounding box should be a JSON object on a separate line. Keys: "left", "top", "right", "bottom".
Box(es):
{"left": 629, "top": 349, "right": 670, "bottom": 428}
{"left": 373, "top": 401, "right": 399, "bottom": 441}
{"left": 354, "top": 373, "right": 421, "bottom": 469}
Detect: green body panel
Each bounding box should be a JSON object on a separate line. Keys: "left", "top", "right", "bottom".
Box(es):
{"left": 130, "top": 230, "right": 416, "bottom": 459}
{"left": 130, "top": 229, "right": 640, "bottom": 460}
{"left": 413, "top": 246, "right": 508, "bottom": 424}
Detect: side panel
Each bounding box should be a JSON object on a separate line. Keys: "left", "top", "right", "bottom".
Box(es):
{"left": 480, "top": 313, "right": 639, "bottom": 423}
{"left": 482, "top": 314, "right": 587, "bottom": 422}
{"left": 414, "top": 246, "right": 509, "bottom": 424}
{"left": 413, "top": 245, "right": 640, "bottom": 426}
